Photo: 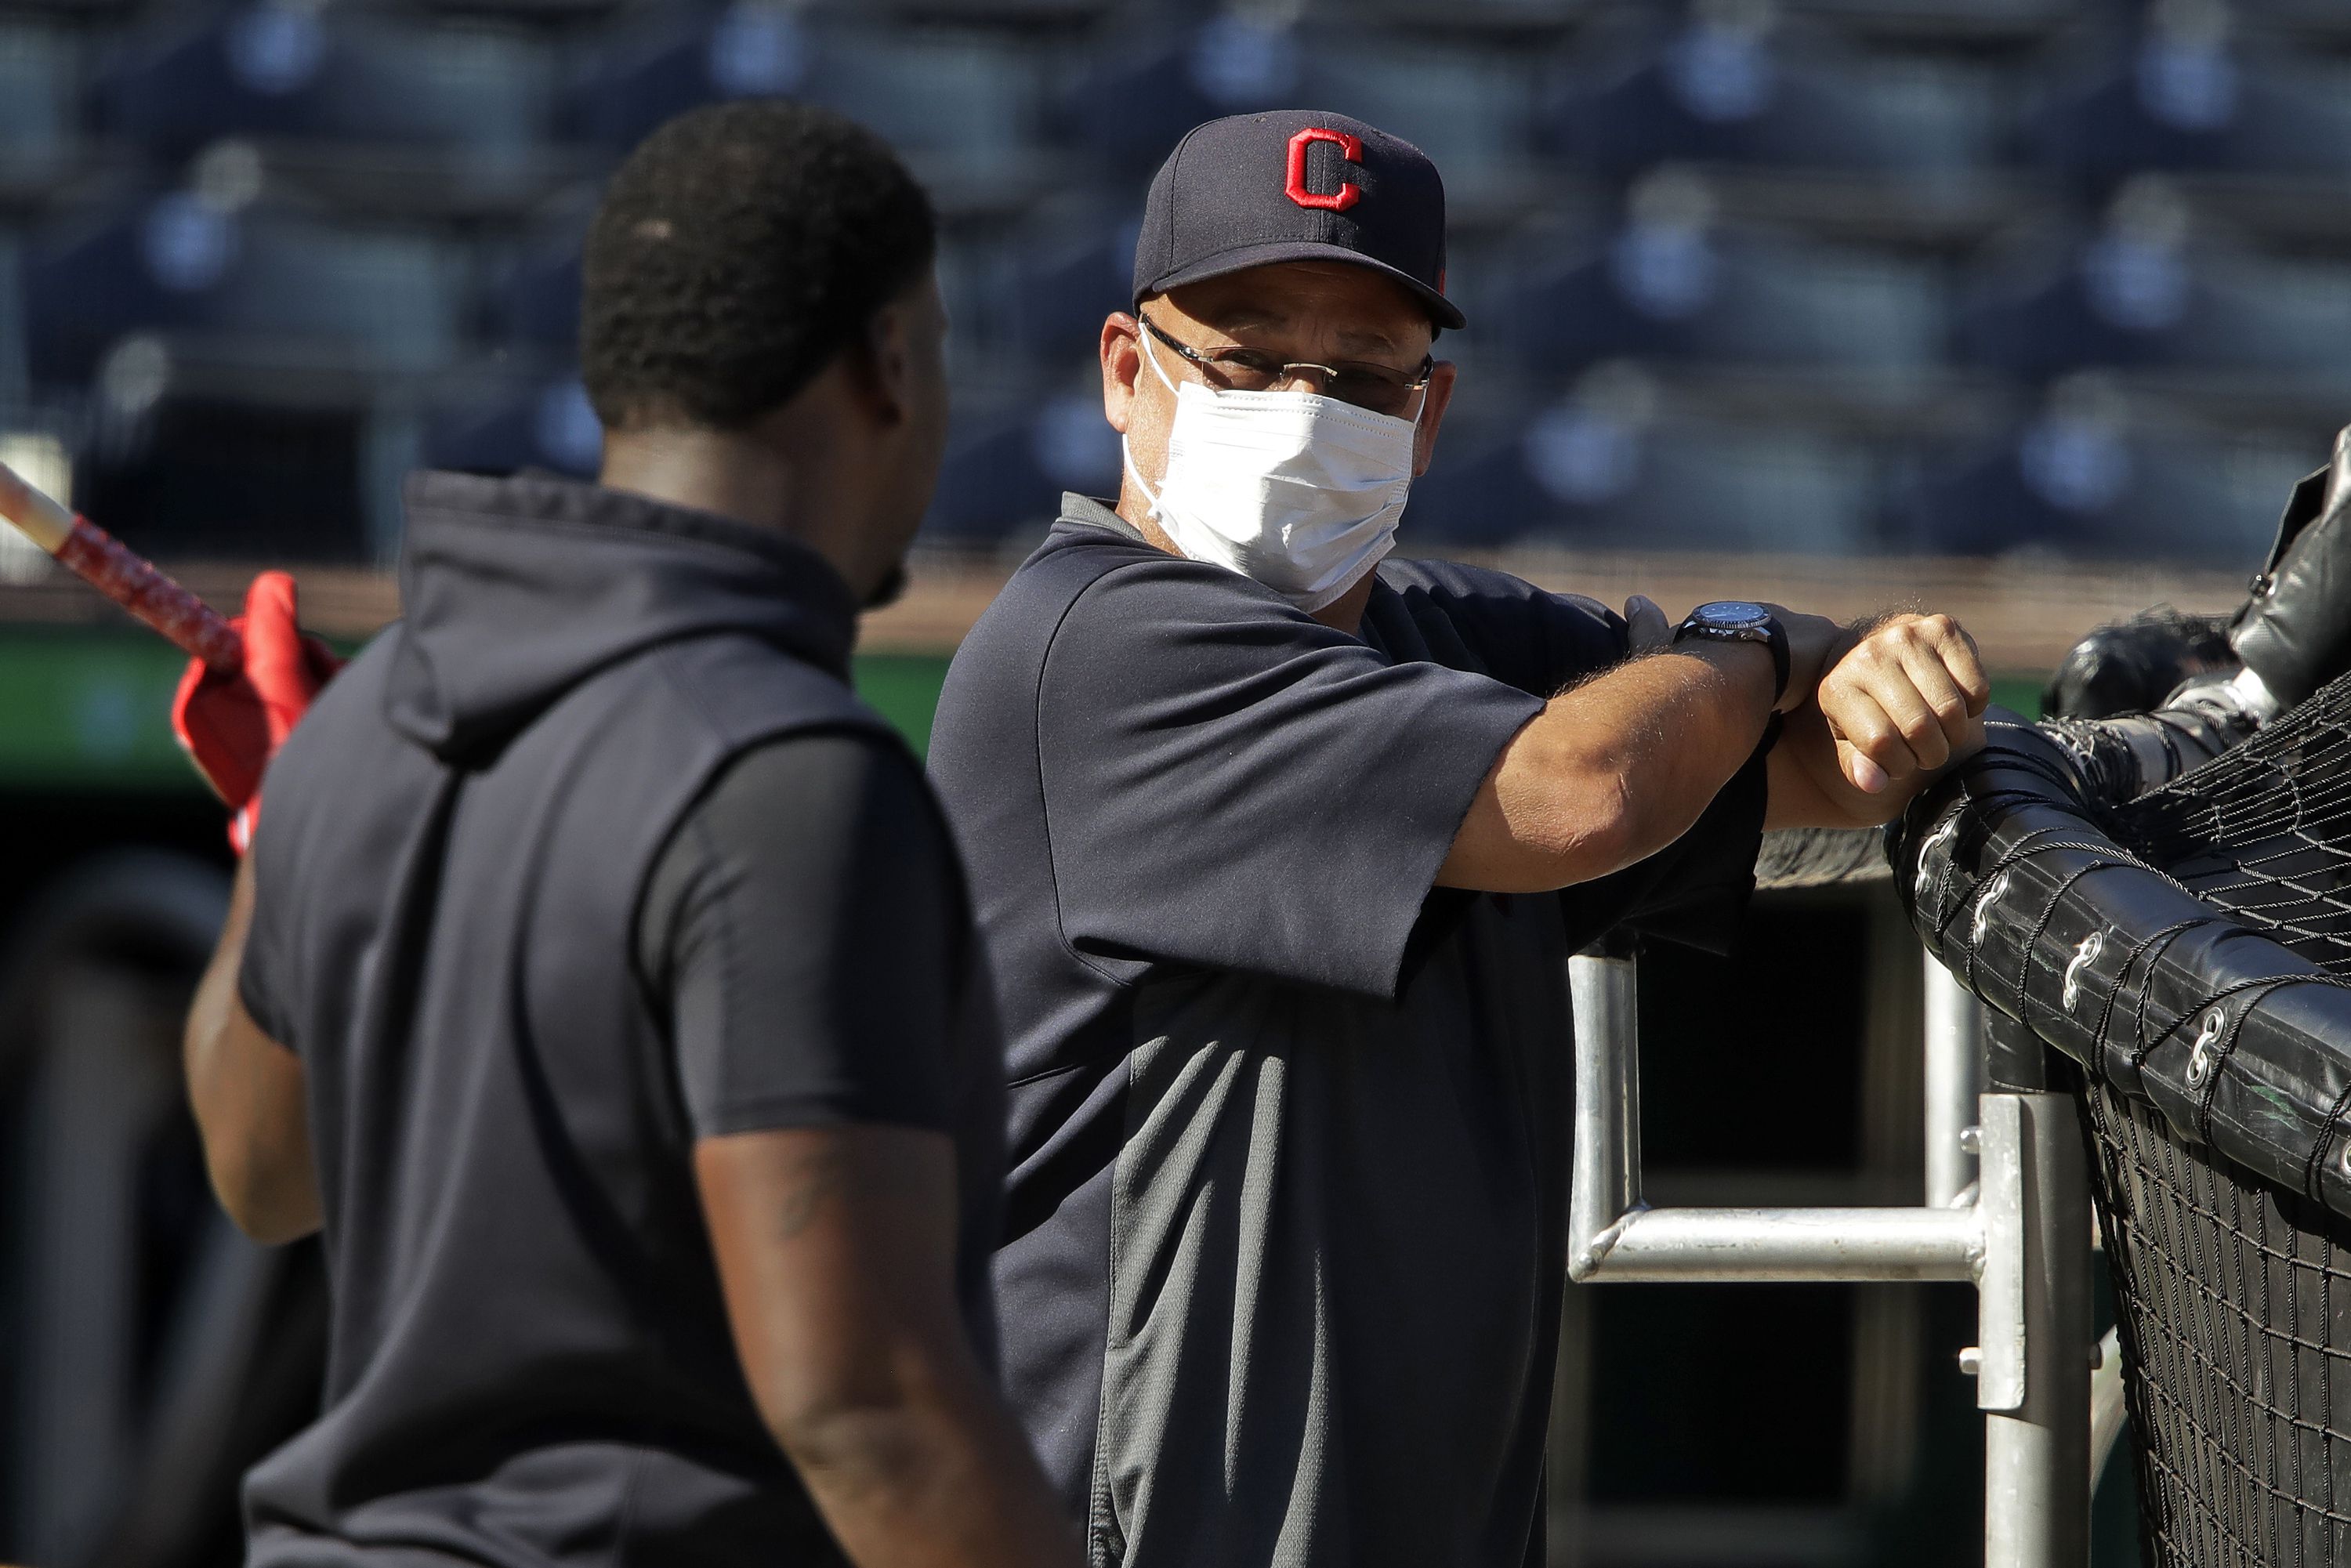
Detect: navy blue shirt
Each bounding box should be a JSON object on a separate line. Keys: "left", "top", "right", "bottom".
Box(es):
{"left": 928, "top": 496, "right": 1769, "bottom": 1567}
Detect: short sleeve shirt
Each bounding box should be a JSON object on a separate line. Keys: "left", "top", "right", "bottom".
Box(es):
{"left": 635, "top": 731, "right": 969, "bottom": 1141}
{"left": 926, "top": 497, "right": 1769, "bottom": 1568}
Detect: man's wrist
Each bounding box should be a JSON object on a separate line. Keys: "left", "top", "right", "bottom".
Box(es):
{"left": 1674, "top": 637, "right": 1780, "bottom": 714}
{"left": 1674, "top": 602, "right": 1789, "bottom": 708}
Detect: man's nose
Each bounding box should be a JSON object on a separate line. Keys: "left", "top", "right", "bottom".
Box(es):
{"left": 1270, "top": 364, "right": 1339, "bottom": 394}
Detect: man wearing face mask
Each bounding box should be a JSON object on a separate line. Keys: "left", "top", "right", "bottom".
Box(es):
{"left": 929, "top": 110, "right": 1990, "bottom": 1566}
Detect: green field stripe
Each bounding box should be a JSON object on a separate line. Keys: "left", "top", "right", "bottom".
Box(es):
{"left": 0, "top": 625, "right": 2034, "bottom": 791}
{"left": 0, "top": 628, "right": 957, "bottom": 791}
{"left": 1991, "top": 675, "right": 2044, "bottom": 720}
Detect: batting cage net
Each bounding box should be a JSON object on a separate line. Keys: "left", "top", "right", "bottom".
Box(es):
{"left": 2092, "top": 676, "right": 2351, "bottom": 1566}
{"left": 1896, "top": 670, "right": 2351, "bottom": 1568}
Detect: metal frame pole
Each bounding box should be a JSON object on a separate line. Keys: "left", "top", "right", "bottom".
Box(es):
{"left": 1926, "top": 955, "right": 1987, "bottom": 1208}
{"left": 1983, "top": 1092, "right": 2092, "bottom": 1568}
{"left": 1567, "top": 947, "right": 2092, "bottom": 1568}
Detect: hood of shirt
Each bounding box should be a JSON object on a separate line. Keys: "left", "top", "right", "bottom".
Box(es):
{"left": 386, "top": 469, "right": 860, "bottom": 766}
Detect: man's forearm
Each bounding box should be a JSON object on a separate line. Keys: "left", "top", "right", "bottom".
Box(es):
{"left": 1440, "top": 638, "right": 1776, "bottom": 893}
{"left": 783, "top": 1355, "right": 1081, "bottom": 1568}
{"left": 183, "top": 854, "right": 320, "bottom": 1242}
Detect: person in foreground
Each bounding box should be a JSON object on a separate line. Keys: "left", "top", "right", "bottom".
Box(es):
{"left": 176, "top": 103, "right": 1078, "bottom": 1567}
{"left": 926, "top": 110, "right": 1991, "bottom": 1567}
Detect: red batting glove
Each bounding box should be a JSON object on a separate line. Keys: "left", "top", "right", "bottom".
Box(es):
{"left": 172, "top": 570, "right": 343, "bottom": 852}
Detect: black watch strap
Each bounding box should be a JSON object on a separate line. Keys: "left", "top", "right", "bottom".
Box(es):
{"left": 1675, "top": 603, "right": 1790, "bottom": 707}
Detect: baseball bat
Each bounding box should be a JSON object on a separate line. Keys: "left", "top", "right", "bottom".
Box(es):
{"left": 0, "top": 460, "right": 244, "bottom": 672}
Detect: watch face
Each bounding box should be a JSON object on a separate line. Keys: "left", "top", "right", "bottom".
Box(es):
{"left": 1694, "top": 599, "right": 1770, "bottom": 629}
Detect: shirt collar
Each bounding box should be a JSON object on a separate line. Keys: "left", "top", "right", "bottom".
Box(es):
{"left": 1057, "top": 492, "right": 1149, "bottom": 544}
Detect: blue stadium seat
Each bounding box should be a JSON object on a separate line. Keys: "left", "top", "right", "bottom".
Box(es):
{"left": 993, "top": 198, "right": 1138, "bottom": 368}
{"left": 0, "top": 24, "right": 79, "bottom": 179}
{"left": 1299, "top": 0, "right": 1587, "bottom": 26}
{"left": 0, "top": 233, "right": 24, "bottom": 404}
{"left": 1409, "top": 382, "right": 1886, "bottom": 552}
{"left": 921, "top": 383, "right": 1120, "bottom": 545}
{"left": 1548, "top": 8, "right": 2008, "bottom": 181}
{"left": 92, "top": 5, "right": 557, "bottom": 160}
{"left": 25, "top": 197, "right": 471, "bottom": 386}
{"left": 2029, "top": 24, "right": 2351, "bottom": 186}
{"left": 1959, "top": 201, "right": 2351, "bottom": 386}
{"left": 485, "top": 223, "right": 587, "bottom": 353}
{"left": 1055, "top": 21, "right": 1536, "bottom": 190}
{"left": 1902, "top": 392, "right": 2315, "bottom": 565}
{"left": 1048, "top": 16, "right": 1310, "bottom": 172}
{"left": 1295, "top": 38, "right": 1538, "bottom": 196}
{"left": 1501, "top": 185, "right": 1951, "bottom": 374}
{"left": 565, "top": 6, "right": 1044, "bottom": 179}
{"left": 424, "top": 375, "right": 603, "bottom": 480}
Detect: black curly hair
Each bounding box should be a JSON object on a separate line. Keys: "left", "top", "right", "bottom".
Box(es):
{"left": 581, "top": 100, "right": 936, "bottom": 433}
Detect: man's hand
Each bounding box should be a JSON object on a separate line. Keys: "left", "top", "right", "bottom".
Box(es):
{"left": 1817, "top": 613, "right": 1990, "bottom": 791}
{"left": 172, "top": 571, "right": 343, "bottom": 850}
{"left": 1766, "top": 613, "right": 1990, "bottom": 829}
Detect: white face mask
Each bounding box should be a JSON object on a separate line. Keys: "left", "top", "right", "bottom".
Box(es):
{"left": 1123, "top": 322, "right": 1421, "bottom": 614}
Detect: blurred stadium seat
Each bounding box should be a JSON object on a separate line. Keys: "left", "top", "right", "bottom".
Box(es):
{"left": 921, "top": 381, "right": 1121, "bottom": 545}
{"left": 993, "top": 196, "right": 1139, "bottom": 365}
{"left": 423, "top": 375, "right": 603, "bottom": 480}
{"left": 1549, "top": 7, "right": 2009, "bottom": 183}
{"left": 0, "top": 22, "right": 81, "bottom": 193}
{"left": 25, "top": 195, "right": 472, "bottom": 386}
{"left": 92, "top": 5, "right": 559, "bottom": 161}
{"left": 2029, "top": 13, "right": 2351, "bottom": 186}
{"left": 1297, "top": 34, "right": 1541, "bottom": 200}
{"left": 1410, "top": 368, "right": 1889, "bottom": 552}
{"left": 565, "top": 5, "right": 1049, "bottom": 190}
{"left": 0, "top": 233, "right": 24, "bottom": 406}
{"left": 485, "top": 219, "right": 589, "bottom": 353}
{"left": 1902, "top": 378, "right": 2314, "bottom": 563}
{"left": 1959, "top": 183, "right": 2351, "bottom": 388}
{"left": 1502, "top": 174, "right": 1951, "bottom": 375}
{"left": 1048, "top": 14, "right": 1308, "bottom": 172}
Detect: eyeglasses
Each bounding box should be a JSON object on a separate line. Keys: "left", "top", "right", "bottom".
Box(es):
{"left": 1138, "top": 313, "right": 1434, "bottom": 418}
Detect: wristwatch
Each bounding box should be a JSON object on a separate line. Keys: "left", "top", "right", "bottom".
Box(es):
{"left": 1674, "top": 600, "right": 1789, "bottom": 707}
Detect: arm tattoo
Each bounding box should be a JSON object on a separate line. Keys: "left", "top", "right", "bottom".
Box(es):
{"left": 772, "top": 1146, "right": 850, "bottom": 1240}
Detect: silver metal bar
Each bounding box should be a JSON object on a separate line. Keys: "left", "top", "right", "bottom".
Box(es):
{"left": 1569, "top": 950, "right": 1641, "bottom": 1279}
{"left": 2090, "top": 1327, "right": 2127, "bottom": 1492}
{"left": 1984, "top": 1092, "right": 2093, "bottom": 1568}
{"left": 1927, "top": 956, "right": 1987, "bottom": 1208}
{"left": 1567, "top": 946, "right": 2093, "bottom": 1567}
{"left": 1976, "top": 1094, "right": 2028, "bottom": 1413}
{"left": 1575, "top": 1204, "right": 1983, "bottom": 1282}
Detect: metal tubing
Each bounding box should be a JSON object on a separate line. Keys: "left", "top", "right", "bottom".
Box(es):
{"left": 1927, "top": 956, "right": 1987, "bottom": 1208}
{"left": 1576, "top": 1204, "right": 1983, "bottom": 1282}
{"left": 1984, "top": 1092, "right": 2093, "bottom": 1568}
{"left": 2090, "top": 1328, "right": 2127, "bottom": 1493}
{"left": 1569, "top": 950, "right": 1642, "bottom": 1277}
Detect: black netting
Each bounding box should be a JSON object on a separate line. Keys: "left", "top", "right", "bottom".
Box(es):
{"left": 2081, "top": 1073, "right": 2351, "bottom": 1566}
{"left": 2085, "top": 679, "right": 2351, "bottom": 1566}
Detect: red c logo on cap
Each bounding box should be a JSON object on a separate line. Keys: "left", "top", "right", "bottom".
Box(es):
{"left": 1285, "top": 128, "right": 1363, "bottom": 212}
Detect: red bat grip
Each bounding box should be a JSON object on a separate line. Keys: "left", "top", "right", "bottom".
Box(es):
{"left": 55, "top": 516, "right": 244, "bottom": 672}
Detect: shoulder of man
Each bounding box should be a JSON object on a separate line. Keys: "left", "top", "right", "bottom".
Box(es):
{"left": 643, "top": 630, "right": 894, "bottom": 756}
{"left": 955, "top": 516, "right": 1305, "bottom": 683}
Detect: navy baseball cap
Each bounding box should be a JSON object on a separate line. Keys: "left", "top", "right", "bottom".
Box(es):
{"left": 1132, "top": 110, "right": 1466, "bottom": 331}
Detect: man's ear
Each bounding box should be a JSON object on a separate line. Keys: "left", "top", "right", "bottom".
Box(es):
{"left": 1411, "top": 360, "right": 1459, "bottom": 479}
{"left": 1100, "top": 312, "right": 1143, "bottom": 434}
{"left": 853, "top": 300, "right": 915, "bottom": 427}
